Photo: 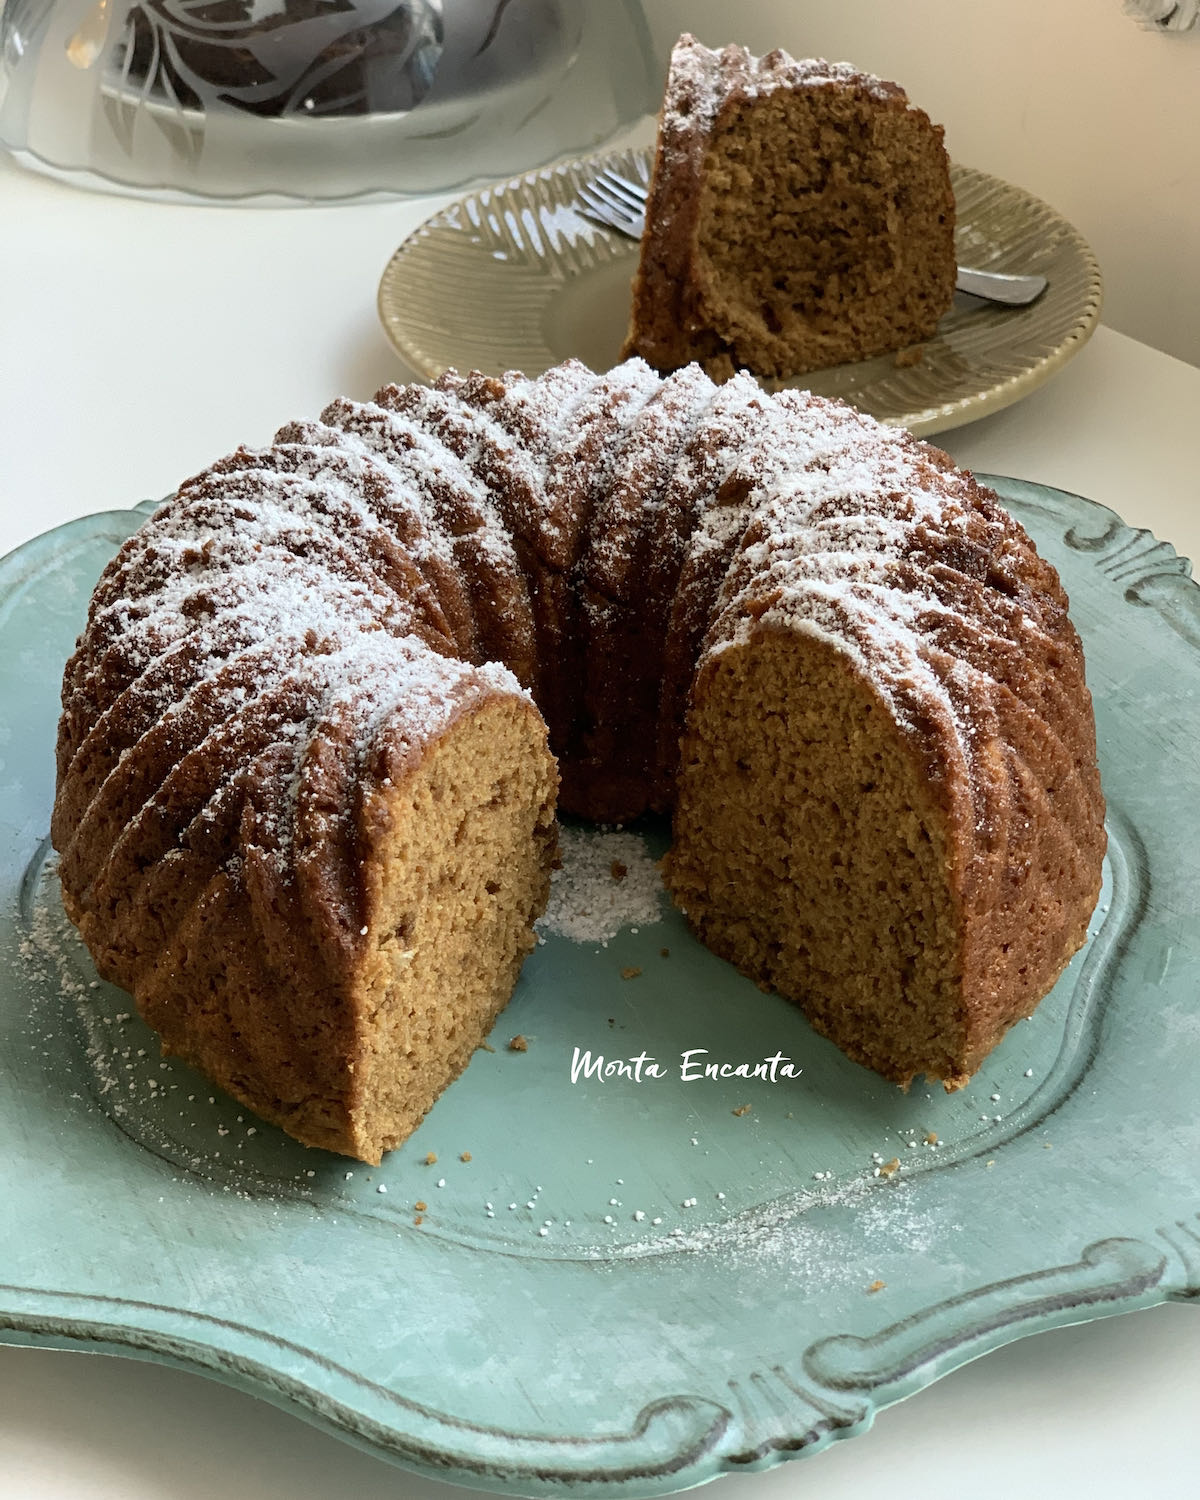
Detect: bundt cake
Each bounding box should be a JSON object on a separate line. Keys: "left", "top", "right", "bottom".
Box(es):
{"left": 620, "top": 35, "right": 958, "bottom": 381}
{"left": 53, "top": 359, "right": 1106, "bottom": 1163}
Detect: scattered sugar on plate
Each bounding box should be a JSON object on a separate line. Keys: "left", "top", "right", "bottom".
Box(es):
{"left": 536, "top": 827, "right": 665, "bottom": 943}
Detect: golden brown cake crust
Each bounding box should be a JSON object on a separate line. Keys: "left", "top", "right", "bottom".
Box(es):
{"left": 53, "top": 358, "right": 1105, "bottom": 1156}
{"left": 621, "top": 35, "right": 958, "bottom": 381}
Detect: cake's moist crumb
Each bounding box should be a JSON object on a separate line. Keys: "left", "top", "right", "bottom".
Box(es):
{"left": 622, "top": 34, "right": 957, "bottom": 380}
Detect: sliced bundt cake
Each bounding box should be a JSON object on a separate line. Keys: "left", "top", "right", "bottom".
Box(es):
{"left": 663, "top": 390, "right": 1104, "bottom": 1086}
{"left": 621, "top": 35, "right": 958, "bottom": 381}
{"left": 53, "top": 360, "right": 1105, "bottom": 1159}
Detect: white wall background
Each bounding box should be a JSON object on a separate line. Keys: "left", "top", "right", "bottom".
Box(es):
{"left": 643, "top": 0, "right": 1200, "bottom": 368}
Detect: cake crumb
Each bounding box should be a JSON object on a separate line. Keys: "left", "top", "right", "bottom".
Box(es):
{"left": 459, "top": 1151, "right": 472, "bottom": 1162}
{"left": 508, "top": 1034, "right": 528, "bottom": 1052}
{"left": 414, "top": 1214, "right": 424, "bottom": 1225}
{"left": 878, "top": 1157, "right": 901, "bottom": 1179}
{"left": 610, "top": 860, "right": 628, "bottom": 881}
{"left": 867, "top": 1279, "right": 886, "bottom": 1294}
{"left": 424, "top": 1152, "right": 438, "bottom": 1166}
{"left": 894, "top": 345, "right": 924, "bottom": 368}
{"left": 924, "top": 1131, "right": 939, "bottom": 1145}
{"left": 732, "top": 1103, "right": 752, "bottom": 1117}
{"left": 660, "top": 947, "right": 670, "bottom": 958}
{"left": 620, "top": 966, "right": 642, "bottom": 981}
{"left": 414, "top": 1200, "right": 427, "bottom": 1212}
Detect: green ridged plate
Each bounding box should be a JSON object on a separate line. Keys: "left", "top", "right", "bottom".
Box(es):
{"left": 378, "top": 147, "right": 1103, "bottom": 437}
{"left": 1, "top": 477, "right": 1197, "bottom": 1496}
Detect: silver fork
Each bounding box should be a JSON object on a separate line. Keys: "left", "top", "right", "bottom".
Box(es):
{"left": 578, "top": 168, "right": 1049, "bottom": 307}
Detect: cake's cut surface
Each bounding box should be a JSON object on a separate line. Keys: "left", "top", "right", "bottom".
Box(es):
{"left": 621, "top": 35, "right": 958, "bottom": 381}
{"left": 53, "top": 358, "right": 1105, "bottom": 1160}
{"left": 667, "top": 628, "right": 969, "bottom": 1087}
{"left": 352, "top": 695, "right": 556, "bottom": 1164}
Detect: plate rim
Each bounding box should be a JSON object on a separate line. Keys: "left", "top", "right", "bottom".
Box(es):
{"left": 376, "top": 148, "right": 1104, "bottom": 438}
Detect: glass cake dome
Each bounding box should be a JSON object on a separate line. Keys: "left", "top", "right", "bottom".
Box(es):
{"left": 0, "top": 0, "right": 657, "bottom": 202}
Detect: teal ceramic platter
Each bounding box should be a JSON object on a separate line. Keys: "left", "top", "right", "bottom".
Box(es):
{"left": 1, "top": 477, "right": 1197, "bottom": 1497}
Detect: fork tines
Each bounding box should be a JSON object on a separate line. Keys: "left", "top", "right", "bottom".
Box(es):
{"left": 594, "top": 169, "right": 648, "bottom": 210}
{"left": 576, "top": 169, "right": 648, "bottom": 239}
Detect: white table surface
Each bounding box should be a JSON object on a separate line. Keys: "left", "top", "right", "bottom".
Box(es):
{"left": 2, "top": 149, "right": 1199, "bottom": 1499}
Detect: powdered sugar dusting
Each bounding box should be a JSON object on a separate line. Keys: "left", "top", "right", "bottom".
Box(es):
{"left": 663, "top": 33, "right": 901, "bottom": 139}
{"left": 537, "top": 827, "right": 665, "bottom": 944}
{"left": 578, "top": 1171, "right": 962, "bottom": 1285}
{"left": 694, "top": 392, "right": 1008, "bottom": 763}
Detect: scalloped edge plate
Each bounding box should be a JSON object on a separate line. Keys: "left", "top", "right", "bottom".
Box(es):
{"left": 1, "top": 478, "right": 1197, "bottom": 1498}
{"left": 378, "top": 148, "right": 1103, "bottom": 437}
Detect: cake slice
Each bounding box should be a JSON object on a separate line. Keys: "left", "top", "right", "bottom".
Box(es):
{"left": 621, "top": 34, "right": 958, "bottom": 381}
